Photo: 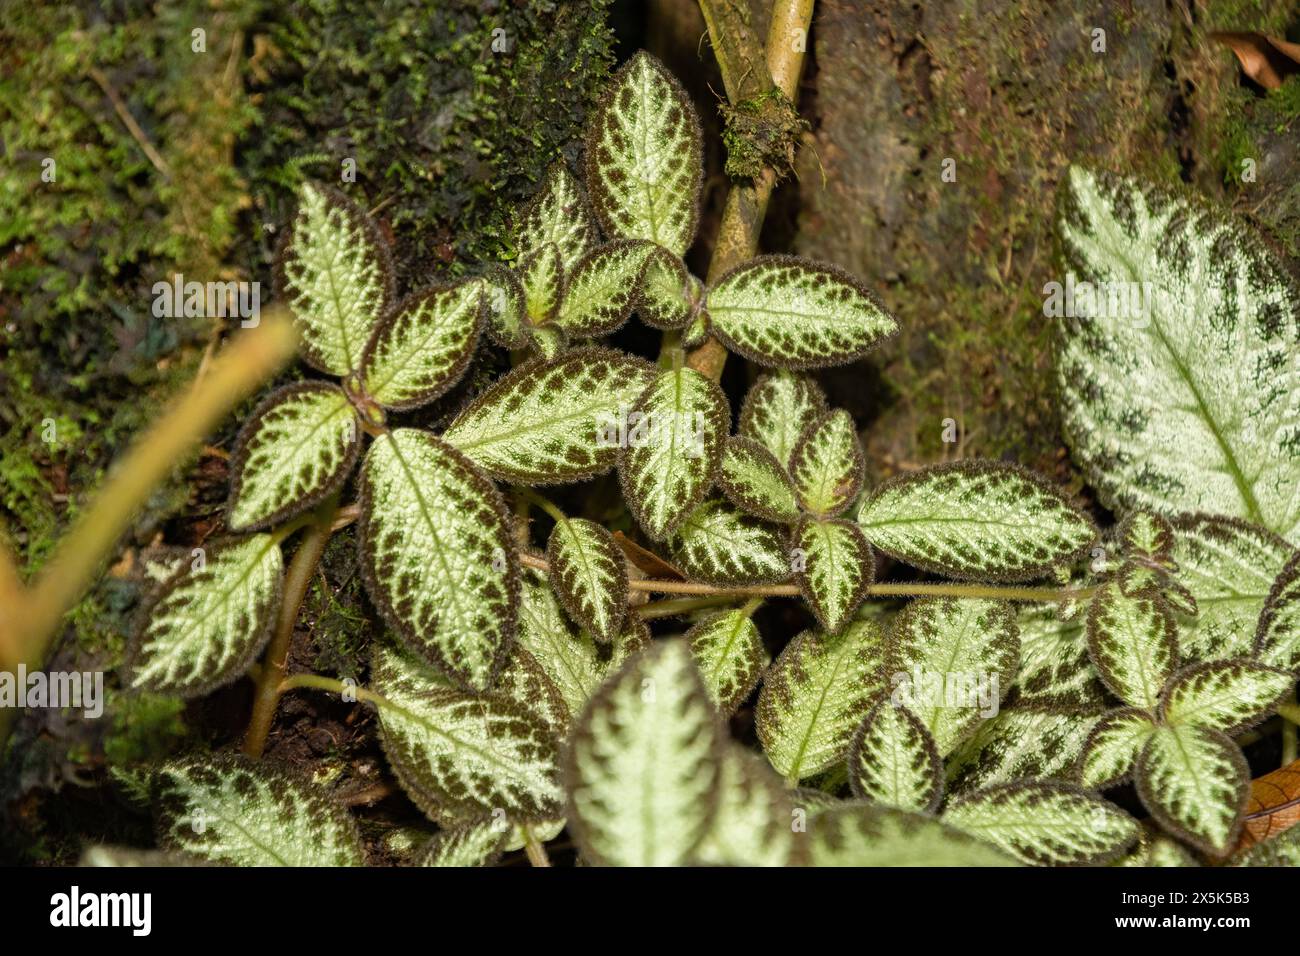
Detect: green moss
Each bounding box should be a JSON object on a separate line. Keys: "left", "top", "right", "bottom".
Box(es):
{"left": 103, "top": 692, "right": 187, "bottom": 766}
{"left": 720, "top": 88, "right": 805, "bottom": 181}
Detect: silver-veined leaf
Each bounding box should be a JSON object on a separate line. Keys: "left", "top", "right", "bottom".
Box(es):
{"left": 1136, "top": 723, "right": 1248, "bottom": 856}
{"left": 809, "top": 802, "right": 1019, "bottom": 866}
{"left": 682, "top": 311, "right": 710, "bottom": 349}
{"left": 497, "top": 640, "right": 571, "bottom": 736}
{"left": 1077, "top": 707, "right": 1157, "bottom": 789}
{"left": 153, "top": 754, "right": 364, "bottom": 866}
{"left": 1159, "top": 659, "right": 1293, "bottom": 735}
{"left": 756, "top": 620, "right": 888, "bottom": 781}
{"left": 481, "top": 266, "right": 529, "bottom": 349}
{"left": 554, "top": 240, "right": 651, "bottom": 337}
{"left": 418, "top": 817, "right": 510, "bottom": 867}
{"left": 547, "top": 517, "right": 627, "bottom": 643}
{"left": 1118, "top": 510, "right": 1174, "bottom": 565}
{"left": 584, "top": 51, "right": 702, "bottom": 257}
{"left": 789, "top": 410, "right": 864, "bottom": 517}
{"left": 848, "top": 699, "right": 943, "bottom": 813}
{"left": 565, "top": 640, "right": 723, "bottom": 866}
{"left": 1055, "top": 166, "right": 1300, "bottom": 541}
{"left": 739, "top": 370, "right": 828, "bottom": 466}
{"left": 126, "top": 536, "right": 282, "bottom": 697}
{"left": 514, "top": 163, "right": 597, "bottom": 270}
{"left": 718, "top": 435, "right": 801, "bottom": 523}
{"left": 1011, "top": 604, "right": 1108, "bottom": 707}
{"left": 227, "top": 383, "right": 360, "bottom": 532}
{"left": 857, "top": 461, "right": 1096, "bottom": 581}
{"left": 705, "top": 256, "right": 898, "bottom": 369}
{"left": 687, "top": 605, "right": 769, "bottom": 716}
{"left": 1085, "top": 582, "right": 1177, "bottom": 710}
{"left": 515, "top": 577, "right": 603, "bottom": 720}
{"left": 358, "top": 280, "right": 485, "bottom": 410}
{"left": 358, "top": 429, "right": 519, "bottom": 692}
{"left": 668, "top": 498, "right": 790, "bottom": 586}
{"left": 638, "top": 245, "right": 699, "bottom": 330}
{"left": 1232, "top": 824, "right": 1300, "bottom": 866}
{"left": 275, "top": 182, "right": 393, "bottom": 375}
{"left": 518, "top": 242, "right": 564, "bottom": 325}
{"left": 694, "top": 744, "right": 799, "bottom": 867}
{"left": 526, "top": 323, "right": 566, "bottom": 360}
{"left": 793, "top": 517, "right": 873, "bottom": 635}
{"left": 1119, "top": 827, "right": 1200, "bottom": 868}
{"left": 444, "top": 347, "right": 656, "bottom": 484}
{"left": 1255, "top": 551, "right": 1300, "bottom": 672}
{"left": 943, "top": 781, "right": 1138, "bottom": 866}
{"left": 618, "top": 366, "right": 728, "bottom": 540}
{"left": 946, "top": 703, "right": 1102, "bottom": 794}
{"left": 887, "top": 597, "right": 1018, "bottom": 755}
{"left": 372, "top": 642, "right": 563, "bottom": 825}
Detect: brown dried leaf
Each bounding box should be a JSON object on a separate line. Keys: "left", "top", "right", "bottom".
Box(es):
{"left": 1235, "top": 758, "right": 1300, "bottom": 853}
{"left": 1211, "top": 31, "right": 1300, "bottom": 90}
{"left": 612, "top": 531, "right": 685, "bottom": 580}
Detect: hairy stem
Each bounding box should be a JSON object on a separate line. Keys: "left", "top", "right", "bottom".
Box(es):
{"left": 277, "top": 672, "right": 388, "bottom": 708}
{"left": 520, "top": 824, "right": 552, "bottom": 868}
{"left": 515, "top": 488, "right": 567, "bottom": 524}
{"left": 244, "top": 498, "right": 339, "bottom": 759}
{"left": 636, "top": 595, "right": 744, "bottom": 620}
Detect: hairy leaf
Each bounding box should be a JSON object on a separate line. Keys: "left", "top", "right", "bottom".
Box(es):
{"left": 638, "top": 245, "right": 699, "bottom": 330}
{"left": 526, "top": 323, "right": 567, "bottom": 360}
{"left": 694, "top": 744, "right": 799, "bottom": 866}
{"left": 514, "top": 163, "right": 598, "bottom": 270}
{"left": 946, "top": 704, "right": 1102, "bottom": 794}
{"left": 1159, "top": 660, "right": 1293, "bottom": 735}
{"left": 518, "top": 242, "right": 564, "bottom": 325}
{"left": 555, "top": 240, "right": 651, "bottom": 337}
{"left": 789, "top": 410, "right": 865, "bottom": 517}
{"left": 668, "top": 498, "right": 790, "bottom": 586}
{"left": 1136, "top": 723, "right": 1248, "bottom": 856}
{"left": 515, "top": 578, "right": 603, "bottom": 721}
{"left": 809, "top": 802, "right": 1019, "bottom": 866}
{"left": 547, "top": 517, "right": 627, "bottom": 643}
{"left": 848, "top": 699, "right": 943, "bottom": 813}
{"left": 481, "top": 267, "right": 529, "bottom": 350}
{"left": 718, "top": 436, "right": 801, "bottom": 523}
{"left": 1085, "top": 583, "right": 1178, "bottom": 710}
{"left": 793, "top": 518, "right": 874, "bottom": 635}
{"left": 1118, "top": 510, "right": 1175, "bottom": 565}
{"left": 1232, "top": 824, "right": 1300, "bottom": 866}
{"left": 1077, "top": 707, "right": 1158, "bottom": 789}
{"left": 739, "top": 371, "right": 828, "bottom": 466}
{"left": 1256, "top": 551, "right": 1300, "bottom": 672}
{"left": 418, "top": 817, "right": 510, "bottom": 867}
{"left": 687, "top": 606, "right": 769, "bottom": 716}
{"left": 857, "top": 461, "right": 1096, "bottom": 582}
{"left": 497, "top": 640, "right": 571, "bottom": 736}
{"left": 1011, "top": 605, "right": 1108, "bottom": 708}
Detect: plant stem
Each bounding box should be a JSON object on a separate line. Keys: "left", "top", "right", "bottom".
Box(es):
{"left": 636, "top": 595, "right": 754, "bottom": 620}
{"left": 277, "top": 672, "right": 388, "bottom": 708}
{"left": 520, "top": 825, "right": 551, "bottom": 868}
{"left": 1281, "top": 691, "right": 1299, "bottom": 766}
{"left": 243, "top": 498, "right": 339, "bottom": 759}
{"left": 1277, "top": 701, "right": 1300, "bottom": 726}
{"left": 515, "top": 488, "right": 566, "bottom": 524}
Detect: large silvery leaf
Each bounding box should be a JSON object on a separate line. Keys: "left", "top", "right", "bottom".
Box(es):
{"left": 227, "top": 383, "right": 359, "bottom": 532}
{"left": 1055, "top": 166, "right": 1300, "bottom": 541}
{"left": 946, "top": 704, "right": 1102, "bottom": 794}
{"left": 793, "top": 518, "right": 873, "bottom": 635}
{"left": 514, "top": 163, "right": 597, "bottom": 270}
{"left": 1170, "top": 514, "right": 1293, "bottom": 660}
{"left": 619, "top": 366, "right": 728, "bottom": 540}
{"left": 718, "top": 436, "right": 801, "bottom": 523}
{"left": 706, "top": 256, "right": 898, "bottom": 369}
{"left": 555, "top": 240, "right": 651, "bottom": 338}
{"left": 1076, "top": 707, "right": 1158, "bottom": 789}
{"left": 687, "top": 606, "right": 769, "bottom": 716}
{"left": 1159, "top": 660, "right": 1292, "bottom": 735}
{"left": 668, "top": 498, "right": 790, "bottom": 586}
{"left": 739, "top": 371, "right": 828, "bottom": 465}
{"left": 887, "top": 598, "right": 1018, "bottom": 755}
{"left": 515, "top": 578, "right": 604, "bottom": 720}
{"left": 809, "top": 803, "right": 1019, "bottom": 867}
{"left": 153, "top": 754, "right": 364, "bottom": 866}
{"left": 1011, "top": 605, "right": 1108, "bottom": 707}
{"left": 848, "top": 699, "right": 943, "bottom": 813}
{"left": 857, "top": 461, "right": 1096, "bottom": 581}
{"left": 444, "top": 347, "right": 656, "bottom": 484}
{"left": 372, "top": 643, "right": 563, "bottom": 824}
{"left": 694, "top": 745, "right": 799, "bottom": 867}
{"left": 1257, "top": 552, "right": 1300, "bottom": 672}
{"left": 418, "top": 817, "right": 510, "bottom": 868}
{"left": 546, "top": 517, "right": 627, "bottom": 643}
{"left": 1085, "top": 583, "right": 1177, "bottom": 710}
{"left": 565, "top": 640, "right": 723, "bottom": 866}
{"left": 584, "top": 51, "right": 702, "bottom": 257}
{"left": 358, "top": 429, "right": 519, "bottom": 692}
{"left": 126, "top": 536, "right": 283, "bottom": 697}
{"left": 943, "top": 781, "right": 1138, "bottom": 866}
{"left": 275, "top": 182, "right": 393, "bottom": 375}
{"left": 756, "top": 620, "right": 888, "bottom": 782}
{"left": 1136, "top": 724, "right": 1248, "bottom": 856}
{"left": 789, "top": 410, "right": 865, "bottom": 517}
{"left": 358, "top": 281, "right": 484, "bottom": 410}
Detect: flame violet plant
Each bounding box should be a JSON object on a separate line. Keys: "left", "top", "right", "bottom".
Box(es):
{"left": 105, "top": 51, "right": 1300, "bottom": 868}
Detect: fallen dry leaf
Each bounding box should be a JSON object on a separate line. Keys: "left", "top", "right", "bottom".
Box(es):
{"left": 612, "top": 531, "right": 685, "bottom": 580}
{"left": 1235, "top": 757, "right": 1300, "bottom": 853}
{"left": 1211, "top": 31, "right": 1300, "bottom": 90}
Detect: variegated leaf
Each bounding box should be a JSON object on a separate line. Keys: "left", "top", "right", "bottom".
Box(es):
{"left": 789, "top": 410, "right": 864, "bottom": 517}
{"left": 1232, "top": 823, "right": 1300, "bottom": 866}
{"left": 481, "top": 266, "right": 529, "bottom": 349}
{"left": 514, "top": 163, "right": 597, "bottom": 270}
{"left": 694, "top": 744, "right": 799, "bottom": 866}
{"left": 1118, "top": 510, "right": 1174, "bottom": 565}
{"left": 555, "top": 240, "right": 651, "bottom": 337}
{"left": 1011, "top": 605, "right": 1108, "bottom": 708}
{"left": 946, "top": 704, "right": 1102, "bottom": 794}
{"left": 584, "top": 51, "right": 702, "bottom": 257}
{"left": 705, "top": 256, "right": 898, "bottom": 369}
{"left": 126, "top": 536, "right": 282, "bottom": 697}
{"left": 497, "top": 640, "right": 571, "bottom": 736}
{"left": 357, "top": 429, "right": 519, "bottom": 692}
{"left": 526, "top": 323, "right": 566, "bottom": 360}
{"left": 275, "top": 182, "right": 393, "bottom": 375}
{"left": 1256, "top": 551, "right": 1300, "bottom": 672}
{"left": 547, "top": 517, "right": 627, "bottom": 643}
{"left": 809, "top": 802, "right": 1019, "bottom": 866}
{"left": 857, "top": 461, "right": 1096, "bottom": 582}
{"left": 358, "top": 280, "right": 485, "bottom": 410}
{"left": 444, "top": 347, "right": 656, "bottom": 484}
{"left": 638, "top": 245, "right": 699, "bottom": 330}
{"left": 565, "top": 640, "right": 723, "bottom": 866}
{"left": 1170, "top": 514, "right": 1293, "bottom": 660}
{"left": 756, "top": 620, "right": 888, "bottom": 781}
{"left": 1119, "top": 828, "right": 1200, "bottom": 868}
{"left": 681, "top": 311, "right": 710, "bottom": 349}
{"left": 1085, "top": 582, "right": 1177, "bottom": 710}
{"left": 418, "top": 817, "right": 510, "bottom": 867}
{"left": 619, "top": 366, "right": 728, "bottom": 540}
{"left": 739, "top": 370, "right": 828, "bottom": 466}
{"left": 793, "top": 517, "right": 873, "bottom": 635}
{"left": 371, "top": 642, "right": 563, "bottom": 824}
{"left": 718, "top": 435, "right": 801, "bottom": 523}
{"left": 848, "top": 699, "right": 943, "bottom": 813}
{"left": 668, "top": 498, "right": 790, "bottom": 586}
{"left": 944, "top": 781, "right": 1138, "bottom": 866}
{"left": 519, "top": 242, "right": 564, "bottom": 325}
{"left": 1077, "top": 707, "right": 1158, "bottom": 789}
{"left": 1136, "top": 723, "right": 1248, "bottom": 856}
{"left": 1159, "top": 660, "right": 1293, "bottom": 735}
{"left": 687, "top": 605, "right": 769, "bottom": 716}
{"left": 1056, "top": 166, "right": 1300, "bottom": 542}
{"left": 227, "top": 383, "right": 359, "bottom": 532}
{"left": 888, "top": 598, "right": 1018, "bottom": 755}
{"left": 515, "top": 577, "right": 603, "bottom": 720}
{"left": 153, "top": 754, "right": 364, "bottom": 866}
